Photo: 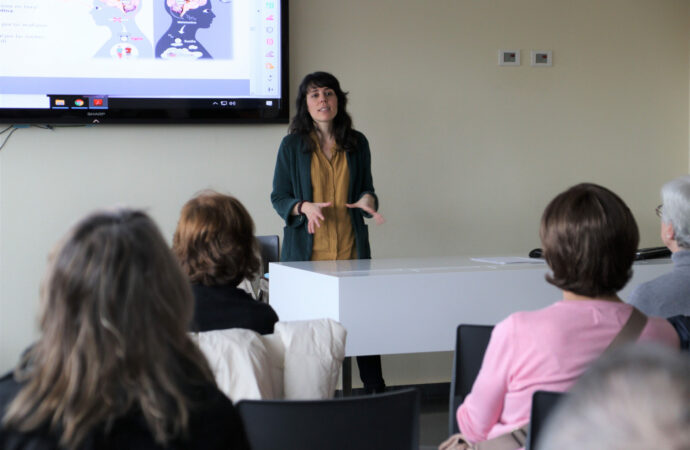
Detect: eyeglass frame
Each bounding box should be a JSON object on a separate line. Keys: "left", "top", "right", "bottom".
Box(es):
{"left": 655, "top": 204, "right": 663, "bottom": 218}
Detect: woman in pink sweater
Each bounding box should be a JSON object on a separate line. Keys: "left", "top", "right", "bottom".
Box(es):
{"left": 455, "top": 183, "right": 679, "bottom": 445}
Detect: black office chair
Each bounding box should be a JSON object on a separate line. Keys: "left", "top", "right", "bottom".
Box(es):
{"left": 448, "top": 324, "right": 494, "bottom": 435}
{"left": 237, "top": 388, "right": 420, "bottom": 450}
{"left": 525, "top": 390, "right": 565, "bottom": 450}
{"left": 256, "top": 234, "right": 280, "bottom": 277}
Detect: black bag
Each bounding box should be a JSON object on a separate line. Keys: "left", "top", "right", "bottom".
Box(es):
{"left": 668, "top": 315, "right": 690, "bottom": 351}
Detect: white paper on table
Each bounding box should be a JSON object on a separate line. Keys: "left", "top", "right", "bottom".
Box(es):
{"left": 470, "top": 256, "right": 546, "bottom": 265}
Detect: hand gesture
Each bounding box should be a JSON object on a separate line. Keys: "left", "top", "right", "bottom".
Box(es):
{"left": 302, "top": 201, "right": 332, "bottom": 234}
{"left": 346, "top": 195, "right": 386, "bottom": 225}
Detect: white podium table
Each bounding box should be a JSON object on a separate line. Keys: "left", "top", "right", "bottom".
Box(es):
{"left": 269, "top": 256, "right": 672, "bottom": 357}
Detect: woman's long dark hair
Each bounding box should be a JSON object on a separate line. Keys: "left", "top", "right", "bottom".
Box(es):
{"left": 289, "top": 71, "right": 358, "bottom": 152}
{"left": 3, "top": 209, "right": 216, "bottom": 449}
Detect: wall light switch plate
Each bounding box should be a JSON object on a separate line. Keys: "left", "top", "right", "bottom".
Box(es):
{"left": 531, "top": 50, "right": 552, "bottom": 66}
{"left": 498, "top": 50, "right": 520, "bottom": 66}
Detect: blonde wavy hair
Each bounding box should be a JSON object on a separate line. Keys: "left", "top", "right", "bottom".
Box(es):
{"left": 2, "top": 209, "right": 215, "bottom": 449}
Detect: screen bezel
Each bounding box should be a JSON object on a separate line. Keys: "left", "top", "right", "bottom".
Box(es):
{"left": 0, "top": 0, "right": 289, "bottom": 125}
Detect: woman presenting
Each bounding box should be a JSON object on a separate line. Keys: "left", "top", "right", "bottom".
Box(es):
{"left": 271, "top": 71, "right": 386, "bottom": 393}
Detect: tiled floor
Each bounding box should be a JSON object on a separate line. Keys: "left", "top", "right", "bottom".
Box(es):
{"left": 420, "top": 395, "right": 449, "bottom": 449}
{"left": 337, "top": 385, "right": 451, "bottom": 449}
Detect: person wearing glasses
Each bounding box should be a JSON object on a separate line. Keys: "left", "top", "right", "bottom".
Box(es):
{"left": 629, "top": 175, "right": 690, "bottom": 317}
{"left": 271, "top": 71, "right": 386, "bottom": 394}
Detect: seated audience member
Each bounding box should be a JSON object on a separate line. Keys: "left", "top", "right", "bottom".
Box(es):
{"left": 629, "top": 175, "right": 690, "bottom": 316}
{"left": 173, "top": 190, "right": 279, "bottom": 334}
{"left": 538, "top": 344, "right": 690, "bottom": 450}
{"left": 0, "top": 209, "right": 249, "bottom": 449}
{"left": 451, "top": 183, "right": 679, "bottom": 448}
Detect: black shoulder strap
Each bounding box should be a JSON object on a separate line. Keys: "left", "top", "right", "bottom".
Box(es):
{"left": 603, "top": 307, "right": 647, "bottom": 356}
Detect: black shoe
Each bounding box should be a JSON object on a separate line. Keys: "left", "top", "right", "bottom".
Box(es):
{"left": 363, "top": 385, "right": 386, "bottom": 395}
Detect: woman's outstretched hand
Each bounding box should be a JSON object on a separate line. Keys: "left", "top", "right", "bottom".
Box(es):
{"left": 302, "top": 201, "right": 332, "bottom": 234}
{"left": 346, "top": 195, "right": 386, "bottom": 225}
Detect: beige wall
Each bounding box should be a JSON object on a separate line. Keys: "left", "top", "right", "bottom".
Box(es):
{"left": 1, "top": 0, "right": 689, "bottom": 385}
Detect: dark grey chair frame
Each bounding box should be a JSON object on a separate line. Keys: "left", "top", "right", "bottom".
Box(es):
{"left": 237, "top": 388, "right": 420, "bottom": 450}
{"left": 525, "top": 390, "right": 564, "bottom": 450}
{"left": 447, "top": 325, "right": 565, "bottom": 448}
{"left": 256, "top": 234, "right": 280, "bottom": 277}
{"left": 448, "top": 324, "right": 494, "bottom": 435}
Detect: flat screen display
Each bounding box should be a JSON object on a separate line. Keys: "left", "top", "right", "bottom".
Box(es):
{"left": 0, "top": 0, "right": 288, "bottom": 124}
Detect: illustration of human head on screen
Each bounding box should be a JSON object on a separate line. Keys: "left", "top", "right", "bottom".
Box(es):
{"left": 91, "top": 0, "right": 154, "bottom": 59}
{"left": 155, "top": 0, "right": 216, "bottom": 59}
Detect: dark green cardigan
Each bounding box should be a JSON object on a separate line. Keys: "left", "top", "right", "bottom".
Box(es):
{"left": 270, "top": 131, "right": 378, "bottom": 262}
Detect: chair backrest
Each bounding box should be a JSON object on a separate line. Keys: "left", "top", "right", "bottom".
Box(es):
{"left": 237, "top": 388, "right": 420, "bottom": 450}
{"left": 525, "top": 390, "right": 565, "bottom": 450}
{"left": 257, "top": 234, "right": 280, "bottom": 276}
{"left": 448, "top": 324, "right": 494, "bottom": 435}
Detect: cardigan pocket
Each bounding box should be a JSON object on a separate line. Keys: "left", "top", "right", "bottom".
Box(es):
{"left": 282, "top": 224, "right": 309, "bottom": 262}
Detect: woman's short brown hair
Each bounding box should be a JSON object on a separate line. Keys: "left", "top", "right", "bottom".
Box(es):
{"left": 540, "top": 183, "right": 639, "bottom": 297}
{"left": 173, "top": 191, "right": 261, "bottom": 286}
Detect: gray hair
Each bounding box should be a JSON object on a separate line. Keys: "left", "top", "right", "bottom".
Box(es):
{"left": 661, "top": 175, "right": 690, "bottom": 248}
{"left": 539, "top": 344, "right": 690, "bottom": 450}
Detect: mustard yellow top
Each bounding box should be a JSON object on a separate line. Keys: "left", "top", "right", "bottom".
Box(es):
{"left": 310, "top": 136, "right": 357, "bottom": 261}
